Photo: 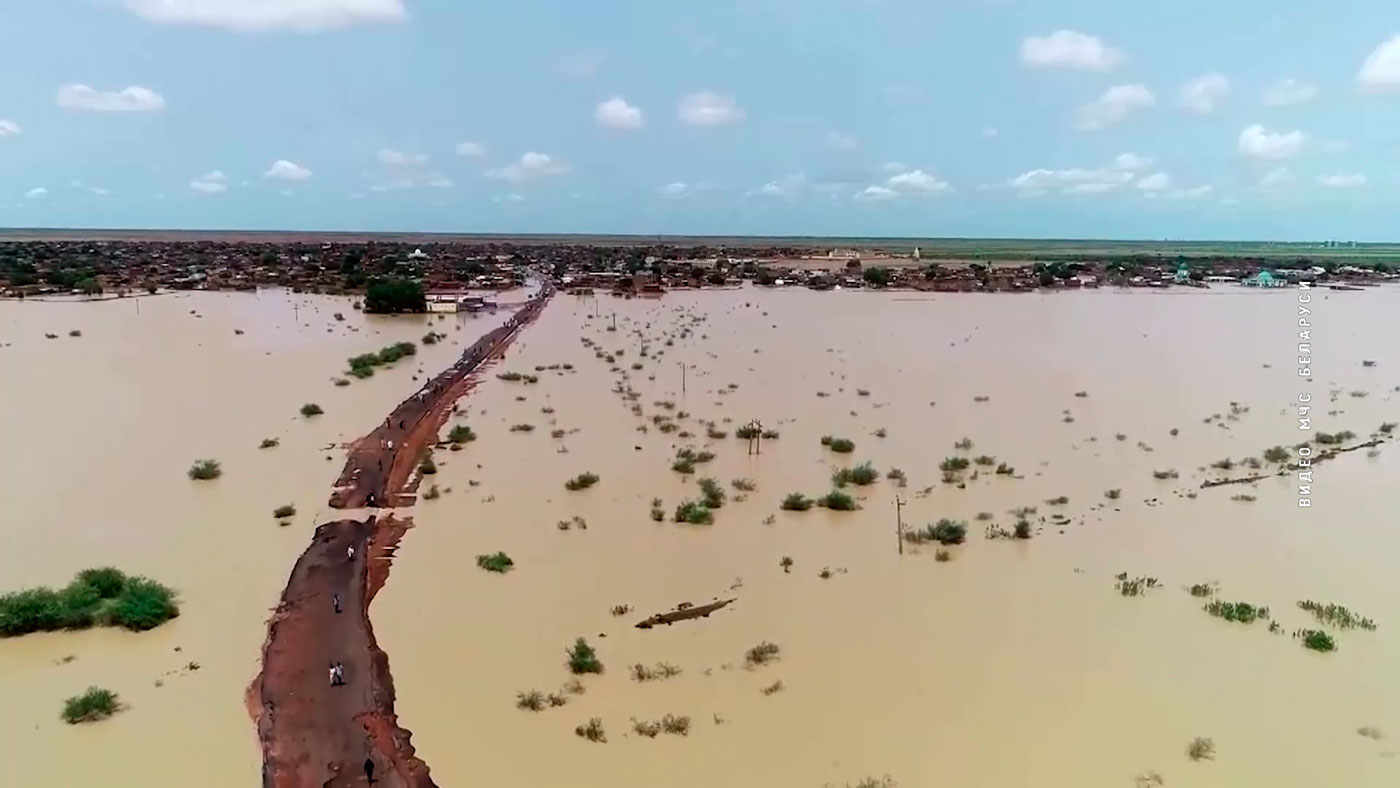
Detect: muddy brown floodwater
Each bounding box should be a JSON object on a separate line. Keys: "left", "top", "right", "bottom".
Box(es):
{"left": 4, "top": 284, "right": 1400, "bottom": 788}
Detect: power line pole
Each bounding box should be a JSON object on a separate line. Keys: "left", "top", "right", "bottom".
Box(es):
{"left": 894, "top": 496, "right": 906, "bottom": 555}
{"left": 678, "top": 362, "right": 687, "bottom": 394}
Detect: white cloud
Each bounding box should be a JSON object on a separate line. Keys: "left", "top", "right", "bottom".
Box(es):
{"left": 1319, "top": 173, "right": 1365, "bottom": 188}
{"left": 424, "top": 172, "right": 453, "bottom": 188}
{"left": 455, "top": 141, "right": 485, "bottom": 157}
{"left": 595, "top": 97, "right": 643, "bottom": 130}
{"left": 1259, "top": 167, "right": 1294, "bottom": 187}
{"left": 190, "top": 170, "right": 228, "bottom": 194}
{"left": 757, "top": 173, "right": 808, "bottom": 198}
{"left": 90, "top": 187, "right": 110, "bottom": 196}
{"left": 677, "top": 91, "right": 744, "bottom": 126}
{"left": 25, "top": 187, "right": 47, "bottom": 200}
{"left": 1166, "top": 184, "right": 1213, "bottom": 200}
{"left": 125, "top": 0, "right": 406, "bottom": 32}
{"left": 1178, "top": 74, "right": 1230, "bottom": 115}
{"left": 1238, "top": 124, "right": 1305, "bottom": 160}
{"left": 880, "top": 161, "right": 905, "bottom": 173}
{"left": 981, "top": 126, "right": 999, "bottom": 138}
{"left": 56, "top": 84, "right": 165, "bottom": 112}
{"left": 1020, "top": 30, "right": 1123, "bottom": 71}
{"left": 827, "top": 131, "right": 858, "bottom": 151}
{"left": 885, "top": 169, "right": 950, "bottom": 194}
{"left": 484, "top": 152, "right": 570, "bottom": 182}
{"left": 1358, "top": 34, "right": 1400, "bottom": 92}
{"left": 1135, "top": 172, "right": 1172, "bottom": 192}
{"left": 1075, "top": 84, "right": 1154, "bottom": 130}
{"left": 854, "top": 185, "right": 899, "bottom": 201}
{"left": 0, "top": 120, "right": 21, "bottom": 136}
{"left": 1009, "top": 166, "right": 1133, "bottom": 196}
{"left": 1113, "top": 152, "right": 1153, "bottom": 170}
{"left": 660, "top": 182, "right": 688, "bottom": 198}
{"left": 264, "top": 159, "right": 312, "bottom": 181}
{"left": 492, "top": 192, "right": 525, "bottom": 203}
{"left": 377, "top": 147, "right": 428, "bottom": 166}
{"left": 1263, "top": 78, "right": 1319, "bottom": 106}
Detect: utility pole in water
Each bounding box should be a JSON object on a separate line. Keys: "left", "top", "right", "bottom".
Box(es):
{"left": 894, "top": 496, "right": 906, "bottom": 555}
{"left": 677, "top": 362, "right": 688, "bottom": 394}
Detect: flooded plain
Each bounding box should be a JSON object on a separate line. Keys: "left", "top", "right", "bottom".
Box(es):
{"left": 0, "top": 290, "right": 508, "bottom": 787}
{"left": 4, "top": 284, "right": 1399, "bottom": 787}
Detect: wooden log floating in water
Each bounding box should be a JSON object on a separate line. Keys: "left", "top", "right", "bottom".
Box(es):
{"left": 635, "top": 598, "right": 735, "bottom": 629}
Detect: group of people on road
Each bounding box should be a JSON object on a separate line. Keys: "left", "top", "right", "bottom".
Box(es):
{"left": 329, "top": 661, "right": 346, "bottom": 686}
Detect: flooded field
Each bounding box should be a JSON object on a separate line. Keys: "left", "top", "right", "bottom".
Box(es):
{"left": 4, "top": 285, "right": 1399, "bottom": 787}
{"left": 0, "top": 290, "right": 509, "bottom": 787}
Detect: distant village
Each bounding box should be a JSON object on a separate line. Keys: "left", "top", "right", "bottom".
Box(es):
{"left": 1, "top": 239, "right": 1395, "bottom": 302}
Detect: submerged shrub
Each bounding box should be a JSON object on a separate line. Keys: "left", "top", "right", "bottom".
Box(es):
{"left": 1203, "top": 600, "right": 1269, "bottom": 624}
{"left": 187, "top": 459, "right": 222, "bottom": 480}
{"left": 732, "top": 478, "right": 757, "bottom": 492}
{"left": 258, "top": 438, "right": 280, "bottom": 449}
{"left": 939, "top": 456, "right": 970, "bottom": 473}
{"left": 476, "top": 552, "right": 514, "bottom": 573}
{"left": 832, "top": 462, "right": 878, "bottom": 487}
{"left": 447, "top": 424, "right": 476, "bottom": 444}
{"left": 698, "top": 477, "right": 726, "bottom": 508}
{"left": 745, "top": 641, "right": 781, "bottom": 666}
{"left": 630, "top": 662, "right": 683, "bottom": 682}
{"left": 564, "top": 472, "right": 600, "bottom": 491}
{"left": 61, "top": 687, "right": 121, "bottom": 724}
{"left": 1297, "top": 600, "right": 1376, "bottom": 630}
{"left": 1299, "top": 629, "right": 1337, "bottom": 652}
{"left": 567, "top": 637, "right": 603, "bottom": 674}
{"left": 780, "top": 493, "right": 813, "bottom": 511}
{"left": 822, "top": 436, "right": 856, "bottom": 453}
{"left": 674, "top": 499, "right": 715, "bottom": 524}
{"left": 273, "top": 504, "right": 296, "bottom": 519}
{"left": 516, "top": 690, "right": 546, "bottom": 711}
{"left": 574, "top": 717, "right": 607, "bottom": 743}
{"left": 299, "top": 403, "right": 324, "bottom": 417}
{"left": 107, "top": 577, "right": 180, "bottom": 631}
{"left": 1186, "top": 736, "right": 1216, "bottom": 761}
{"left": 817, "top": 490, "right": 858, "bottom": 511}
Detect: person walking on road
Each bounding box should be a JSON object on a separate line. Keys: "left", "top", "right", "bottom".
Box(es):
{"left": 347, "top": 544, "right": 355, "bottom": 562}
{"left": 329, "top": 664, "right": 338, "bottom": 686}
{"left": 333, "top": 593, "right": 341, "bottom": 614}
{"left": 364, "top": 757, "right": 376, "bottom": 784}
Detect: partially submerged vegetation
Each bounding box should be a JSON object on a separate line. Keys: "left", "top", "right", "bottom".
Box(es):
{"left": 567, "top": 637, "right": 603, "bottom": 674}
{"left": 447, "top": 424, "right": 476, "bottom": 444}
{"left": 780, "top": 492, "right": 814, "bottom": 511}
{"left": 187, "top": 459, "right": 222, "bottom": 480}
{"left": 300, "top": 402, "right": 324, "bottom": 417}
{"left": 821, "top": 435, "right": 856, "bottom": 453}
{"left": 1298, "top": 629, "right": 1337, "bottom": 652}
{"left": 476, "top": 552, "right": 514, "bottom": 573}
{"left": 0, "top": 568, "right": 179, "bottom": 636}
{"left": 1297, "top": 600, "right": 1377, "bottom": 630}
{"left": 347, "top": 341, "right": 417, "bottom": 377}
{"left": 61, "top": 687, "right": 122, "bottom": 724}
{"left": 831, "top": 461, "right": 878, "bottom": 487}
{"left": 674, "top": 499, "right": 716, "bottom": 524}
{"left": 905, "top": 519, "right": 967, "bottom": 546}
{"left": 816, "top": 490, "right": 859, "bottom": 511}
{"left": 1115, "top": 573, "right": 1161, "bottom": 597}
{"left": 745, "top": 641, "right": 781, "bottom": 667}
{"left": 564, "top": 472, "right": 600, "bottom": 491}
{"left": 1204, "top": 600, "right": 1269, "bottom": 624}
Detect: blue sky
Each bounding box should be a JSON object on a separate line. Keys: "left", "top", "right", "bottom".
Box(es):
{"left": 3, "top": 0, "right": 1400, "bottom": 240}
